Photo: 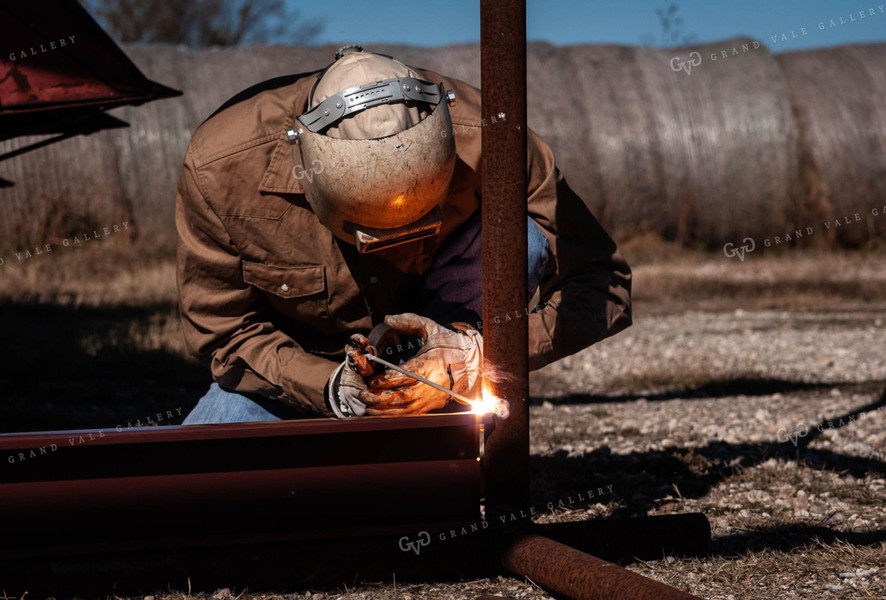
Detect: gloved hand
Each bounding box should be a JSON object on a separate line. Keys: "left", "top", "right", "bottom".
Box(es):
{"left": 359, "top": 313, "right": 483, "bottom": 416}
{"left": 326, "top": 333, "right": 372, "bottom": 418}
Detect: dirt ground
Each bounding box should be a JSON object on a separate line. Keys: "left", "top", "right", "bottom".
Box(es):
{"left": 1, "top": 248, "right": 885, "bottom": 599}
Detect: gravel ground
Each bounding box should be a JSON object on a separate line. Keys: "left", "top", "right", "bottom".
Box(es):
{"left": 521, "top": 255, "right": 886, "bottom": 600}
{"left": 532, "top": 306, "right": 886, "bottom": 398}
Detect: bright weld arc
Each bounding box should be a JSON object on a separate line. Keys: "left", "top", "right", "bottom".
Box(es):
{"left": 474, "top": 385, "right": 504, "bottom": 415}
{"left": 362, "top": 353, "right": 494, "bottom": 413}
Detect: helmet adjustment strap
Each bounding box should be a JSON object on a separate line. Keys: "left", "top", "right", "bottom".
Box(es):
{"left": 298, "top": 77, "right": 446, "bottom": 133}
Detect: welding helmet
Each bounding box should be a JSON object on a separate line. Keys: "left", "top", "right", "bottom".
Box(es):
{"left": 288, "top": 46, "right": 457, "bottom": 253}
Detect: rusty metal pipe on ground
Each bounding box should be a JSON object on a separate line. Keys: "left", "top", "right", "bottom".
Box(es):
{"left": 501, "top": 533, "right": 704, "bottom": 600}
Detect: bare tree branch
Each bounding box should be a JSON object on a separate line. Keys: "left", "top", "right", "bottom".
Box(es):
{"left": 640, "top": 3, "right": 697, "bottom": 48}
{"left": 84, "top": 0, "right": 323, "bottom": 47}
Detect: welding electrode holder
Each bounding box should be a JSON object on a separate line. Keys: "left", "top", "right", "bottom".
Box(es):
{"left": 351, "top": 321, "right": 448, "bottom": 373}
{"left": 346, "top": 325, "right": 395, "bottom": 377}
{"left": 346, "top": 322, "right": 476, "bottom": 409}
{"left": 345, "top": 336, "right": 374, "bottom": 377}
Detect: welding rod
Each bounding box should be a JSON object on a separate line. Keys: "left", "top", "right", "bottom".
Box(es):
{"left": 363, "top": 353, "right": 475, "bottom": 406}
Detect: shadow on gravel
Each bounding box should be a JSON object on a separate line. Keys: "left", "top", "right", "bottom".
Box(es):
{"left": 531, "top": 377, "right": 847, "bottom": 405}
{"left": 709, "top": 524, "right": 886, "bottom": 556}
{"left": 530, "top": 386, "right": 886, "bottom": 554}
{"left": 0, "top": 301, "right": 211, "bottom": 433}
{"left": 793, "top": 389, "right": 886, "bottom": 454}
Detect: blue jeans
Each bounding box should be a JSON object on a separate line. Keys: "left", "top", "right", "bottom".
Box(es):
{"left": 183, "top": 216, "right": 551, "bottom": 424}
{"left": 182, "top": 383, "right": 310, "bottom": 424}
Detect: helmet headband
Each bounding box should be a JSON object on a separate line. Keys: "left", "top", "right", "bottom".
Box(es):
{"left": 298, "top": 77, "right": 446, "bottom": 134}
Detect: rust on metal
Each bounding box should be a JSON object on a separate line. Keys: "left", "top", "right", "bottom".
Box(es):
{"left": 501, "top": 534, "right": 705, "bottom": 600}
{"left": 480, "top": 0, "right": 530, "bottom": 518}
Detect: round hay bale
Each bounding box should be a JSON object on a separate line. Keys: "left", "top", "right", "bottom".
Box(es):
{"left": 776, "top": 43, "right": 886, "bottom": 246}
{"left": 537, "top": 37, "right": 797, "bottom": 245}
{"left": 557, "top": 43, "right": 664, "bottom": 236}
{"left": 648, "top": 38, "right": 798, "bottom": 246}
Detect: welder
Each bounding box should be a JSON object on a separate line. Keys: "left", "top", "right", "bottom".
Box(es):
{"left": 176, "top": 46, "right": 631, "bottom": 422}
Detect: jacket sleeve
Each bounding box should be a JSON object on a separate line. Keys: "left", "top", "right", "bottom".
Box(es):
{"left": 175, "top": 152, "right": 336, "bottom": 415}
{"left": 525, "top": 129, "right": 632, "bottom": 371}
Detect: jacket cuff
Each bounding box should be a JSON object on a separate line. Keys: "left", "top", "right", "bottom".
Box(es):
{"left": 278, "top": 350, "right": 339, "bottom": 416}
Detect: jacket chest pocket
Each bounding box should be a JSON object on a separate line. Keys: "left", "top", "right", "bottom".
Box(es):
{"left": 242, "top": 261, "right": 329, "bottom": 322}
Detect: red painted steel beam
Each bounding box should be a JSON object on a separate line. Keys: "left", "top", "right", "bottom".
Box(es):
{"left": 480, "top": 0, "right": 529, "bottom": 519}
{"left": 0, "top": 414, "right": 489, "bottom": 559}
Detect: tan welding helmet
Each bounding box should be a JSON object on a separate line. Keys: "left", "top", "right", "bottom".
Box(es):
{"left": 288, "top": 46, "right": 457, "bottom": 253}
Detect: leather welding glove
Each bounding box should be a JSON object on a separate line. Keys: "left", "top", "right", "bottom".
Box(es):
{"left": 326, "top": 334, "right": 371, "bottom": 418}
{"left": 359, "top": 313, "right": 483, "bottom": 416}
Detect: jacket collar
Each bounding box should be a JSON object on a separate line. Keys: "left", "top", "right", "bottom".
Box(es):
{"left": 258, "top": 73, "right": 319, "bottom": 195}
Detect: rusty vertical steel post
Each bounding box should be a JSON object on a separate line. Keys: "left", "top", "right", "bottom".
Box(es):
{"left": 480, "top": 0, "right": 529, "bottom": 518}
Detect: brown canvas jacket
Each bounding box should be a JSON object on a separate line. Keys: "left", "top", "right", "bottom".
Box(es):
{"left": 176, "top": 66, "right": 632, "bottom": 416}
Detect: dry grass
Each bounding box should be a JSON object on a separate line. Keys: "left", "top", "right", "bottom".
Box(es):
{"left": 630, "top": 541, "right": 885, "bottom": 600}
{"left": 0, "top": 243, "right": 178, "bottom": 308}
{"left": 621, "top": 239, "right": 886, "bottom": 314}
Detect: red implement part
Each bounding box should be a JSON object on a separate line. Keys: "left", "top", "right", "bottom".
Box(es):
{"left": 0, "top": 0, "right": 179, "bottom": 141}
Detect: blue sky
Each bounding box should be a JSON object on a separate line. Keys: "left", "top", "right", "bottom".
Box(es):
{"left": 300, "top": 0, "right": 886, "bottom": 52}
